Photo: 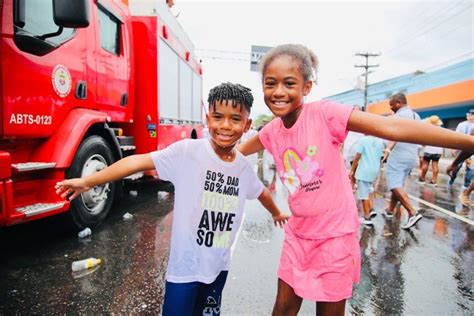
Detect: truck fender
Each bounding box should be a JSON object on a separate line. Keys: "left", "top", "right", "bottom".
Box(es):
{"left": 85, "top": 122, "right": 124, "bottom": 165}
{"left": 31, "top": 109, "right": 120, "bottom": 168}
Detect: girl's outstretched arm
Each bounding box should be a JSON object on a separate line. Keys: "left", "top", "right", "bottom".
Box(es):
{"left": 237, "top": 134, "right": 265, "bottom": 156}
{"left": 347, "top": 110, "right": 474, "bottom": 151}
{"left": 55, "top": 153, "right": 155, "bottom": 200}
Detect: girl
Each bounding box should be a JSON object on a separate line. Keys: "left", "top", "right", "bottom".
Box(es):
{"left": 238, "top": 44, "right": 474, "bottom": 316}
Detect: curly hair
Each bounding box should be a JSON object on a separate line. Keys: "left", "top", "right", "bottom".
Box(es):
{"left": 207, "top": 82, "right": 254, "bottom": 113}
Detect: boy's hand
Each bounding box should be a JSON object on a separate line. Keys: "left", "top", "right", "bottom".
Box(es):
{"left": 272, "top": 213, "right": 290, "bottom": 228}
{"left": 348, "top": 170, "right": 355, "bottom": 187}
{"left": 55, "top": 178, "right": 91, "bottom": 201}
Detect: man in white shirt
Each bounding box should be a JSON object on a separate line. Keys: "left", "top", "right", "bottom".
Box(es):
{"left": 449, "top": 109, "right": 474, "bottom": 188}
{"left": 342, "top": 106, "right": 363, "bottom": 168}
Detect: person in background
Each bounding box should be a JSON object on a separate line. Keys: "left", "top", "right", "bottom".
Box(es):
{"left": 448, "top": 109, "right": 474, "bottom": 188}
{"left": 381, "top": 93, "right": 424, "bottom": 229}
{"left": 418, "top": 115, "right": 444, "bottom": 186}
{"left": 417, "top": 145, "right": 424, "bottom": 175}
{"left": 56, "top": 82, "right": 289, "bottom": 316}
{"left": 447, "top": 128, "right": 474, "bottom": 207}
{"left": 240, "top": 125, "right": 258, "bottom": 144}
{"left": 342, "top": 105, "right": 363, "bottom": 169}
{"left": 349, "top": 135, "right": 385, "bottom": 226}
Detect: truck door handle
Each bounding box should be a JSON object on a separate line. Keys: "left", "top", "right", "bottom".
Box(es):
{"left": 75, "top": 81, "right": 87, "bottom": 100}
{"left": 120, "top": 93, "right": 128, "bottom": 106}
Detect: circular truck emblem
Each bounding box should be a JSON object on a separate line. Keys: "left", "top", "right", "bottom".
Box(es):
{"left": 51, "top": 65, "right": 72, "bottom": 97}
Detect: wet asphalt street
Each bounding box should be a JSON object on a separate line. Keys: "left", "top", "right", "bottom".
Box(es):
{"left": 0, "top": 153, "right": 473, "bottom": 315}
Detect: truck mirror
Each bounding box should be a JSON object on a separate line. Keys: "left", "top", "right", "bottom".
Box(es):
{"left": 53, "top": 0, "right": 90, "bottom": 28}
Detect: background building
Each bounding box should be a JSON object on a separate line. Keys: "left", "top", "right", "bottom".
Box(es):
{"left": 325, "top": 59, "right": 474, "bottom": 130}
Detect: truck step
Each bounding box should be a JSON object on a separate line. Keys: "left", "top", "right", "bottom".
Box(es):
{"left": 11, "top": 162, "right": 56, "bottom": 172}
{"left": 16, "top": 202, "right": 66, "bottom": 217}
{"left": 117, "top": 136, "right": 135, "bottom": 146}
{"left": 124, "top": 171, "right": 144, "bottom": 181}
{"left": 120, "top": 145, "right": 136, "bottom": 151}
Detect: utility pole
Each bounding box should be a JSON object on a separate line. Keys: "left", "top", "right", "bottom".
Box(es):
{"left": 355, "top": 53, "right": 380, "bottom": 111}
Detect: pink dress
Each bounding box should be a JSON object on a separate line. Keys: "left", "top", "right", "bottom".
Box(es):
{"left": 259, "top": 100, "right": 360, "bottom": 302}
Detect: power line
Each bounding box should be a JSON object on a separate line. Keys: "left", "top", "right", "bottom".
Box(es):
{"left": 384, "top": 2, "right": 473, "bottom": 56}
{"left": 196, "top": 48, "right": 249, "bottom": 55}
{"left": 422, "top": 51, "right": 474, "bottom": 72}
{"left": 393, "top": 0, "right": 467, "bottom": 39}
{"left": 333, "top": 52, "right": 473, "bottom": 101}
{"left": 388, "top": 0, "right": 470, "bottom": 52}
{"left": 197, "top": 55, "right": 250, "bottom": 62}
{"left": 196, "top": 48, "right": 251, "bottom": 62}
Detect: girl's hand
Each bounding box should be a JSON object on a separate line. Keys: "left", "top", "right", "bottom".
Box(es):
{"left": 272, "top": 214, "right": 290, "bottom": 228}
{"left": 381, "top": 149, "right": 390, "bottom": 163}
{"left": 446, "top": 164, "right": 454, "bottom": 177}
{"left": 55, "top": 178, "right": 91, "bottom": 201}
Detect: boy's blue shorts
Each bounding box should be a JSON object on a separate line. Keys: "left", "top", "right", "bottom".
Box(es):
{"left": 356, "top": 180, "right": 374, "bottom": 200}
{"left": 162, "top": 270, "right": 228, "bottom": 316}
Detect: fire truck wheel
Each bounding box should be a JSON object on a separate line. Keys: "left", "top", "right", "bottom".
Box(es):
{"left": 66, "top": 136, "right": 117, "bottom": 229}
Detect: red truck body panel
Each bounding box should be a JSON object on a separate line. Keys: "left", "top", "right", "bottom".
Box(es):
{"left": 0, "top": 0, "right": 203, "bottom": 226}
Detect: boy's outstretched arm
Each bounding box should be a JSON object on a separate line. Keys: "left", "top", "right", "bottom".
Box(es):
{"left": 257, "top": 187, "right": 290, "bottom": 228}
{"left": 237, "top": 134, "right": 265, "bottom": 156}
{"left": 348, "top": 110, "right": 474, "bottom": 151}
{"left": 55, "top": 153, "right": 155, "bottom": 201}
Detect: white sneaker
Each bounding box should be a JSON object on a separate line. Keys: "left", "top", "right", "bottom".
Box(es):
{"left": 360, "top": 217, "right": 374, "bottom": 227}
{"left": 401, "top": 213, "right": 423, "bottom": 229}
{"left": 384, "top": 209, "right": 394, "bottom": 219}
{"left": 369, "top": 209, "right": 377, "bottom": 219}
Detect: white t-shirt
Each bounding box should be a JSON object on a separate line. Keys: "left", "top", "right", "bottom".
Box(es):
{"left": 424, "top": 145, "right": 443, "bottom": 155}
{"left": 455, "top": 120, "right": 473, "bottom": 135}
{"left": 455, "top": 120, "right": 474, "bottom": 169}
{"left": 342, "top": 131, "right": 363, "bottom": 167}
{"left": 150, "top": 138, "right": 264, "bottom": 284}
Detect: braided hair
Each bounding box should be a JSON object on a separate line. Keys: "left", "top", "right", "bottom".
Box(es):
{"left": 207, "top": 82, "right": 254, "bottom": 113}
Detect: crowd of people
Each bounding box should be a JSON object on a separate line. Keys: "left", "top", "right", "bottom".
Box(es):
{"left": 345, "top": 107, "right": 474, "bottom": 228}
{"left": 55, "top": 44, "right": 473, "bottom": 315}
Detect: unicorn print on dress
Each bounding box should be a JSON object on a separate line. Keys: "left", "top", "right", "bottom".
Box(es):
{"left": 280, "top": 146, "right": 324, "bottom": 195}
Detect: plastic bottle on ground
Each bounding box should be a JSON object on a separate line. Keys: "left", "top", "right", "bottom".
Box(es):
{"left": 78, "top": 227, "right": 92, "bottom": 238}
{"left": 71, "top": 258, "right": 102, "bottom": 272}
{"left": 123, "top": 212, "right": 133, "bottom": 220}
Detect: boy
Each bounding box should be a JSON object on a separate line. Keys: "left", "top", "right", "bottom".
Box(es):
{"left": 55, "top": 82, "right": 288, "bottom": 315}
{"left": 348, "top": 135, "right": 385, "bottom": 226}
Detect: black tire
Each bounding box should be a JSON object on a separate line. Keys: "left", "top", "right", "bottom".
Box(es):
{"left": 66, "top": 136, "right": 117, "bottom": 229}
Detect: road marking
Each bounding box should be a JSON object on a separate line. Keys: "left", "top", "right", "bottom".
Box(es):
{"left": 408, "top": 194, "right": 474, "bottom": 226}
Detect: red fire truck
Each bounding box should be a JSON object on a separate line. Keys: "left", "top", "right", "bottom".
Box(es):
{"left": 0, "top": 0, "right": 203, "bottom": 228}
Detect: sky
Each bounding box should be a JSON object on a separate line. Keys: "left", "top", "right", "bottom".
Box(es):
{"left": 171, "top": 0, "right": 474, "bottom": 118}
